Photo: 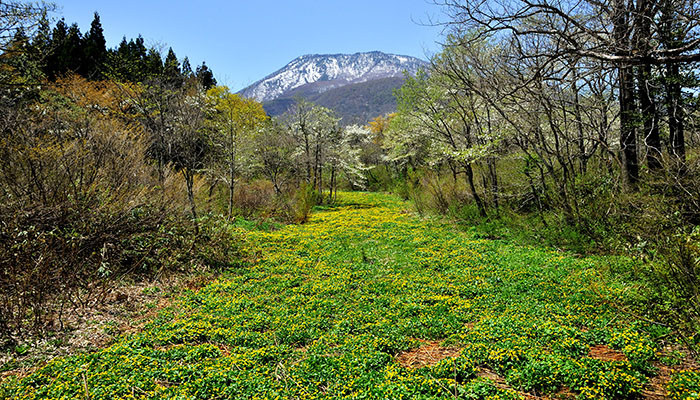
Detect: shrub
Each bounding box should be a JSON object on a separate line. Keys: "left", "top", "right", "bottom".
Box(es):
{"left": 645, "top": 231, "right": 700, "bottom": 350}
{"left": 233, "top": 180, "right": 276, "bottom": 218}
{"left": 0, "top": 200, "right": 163, "bottom": 338}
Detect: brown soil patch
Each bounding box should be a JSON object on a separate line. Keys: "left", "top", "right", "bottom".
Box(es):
{"left": 118, "top": 296, "right": 174, "bottom": 336}
{"left": 643, "top": 363, "right": 674, "bottom": 400}
{"left": 477, "top": 368, "right": 559, "bottom": 399}
{"left": 395, "top": 339, "right": 462, "bottom": 369}
{"left": 588, "top": 344, "right": 628, "bottom": 362}
{"left": 477, "top": 368, "right": 508, "bottom": 386}
{"left": 642, "top": 345, "right": 699, "bottom": 400}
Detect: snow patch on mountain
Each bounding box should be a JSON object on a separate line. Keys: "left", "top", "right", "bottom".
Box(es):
{"left": 239, "top": 51, "right": 427, "bottom": 102}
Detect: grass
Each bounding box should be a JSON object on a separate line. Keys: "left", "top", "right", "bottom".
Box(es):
{"left": 1, "top": 192, "right": 698, "bottom": 399}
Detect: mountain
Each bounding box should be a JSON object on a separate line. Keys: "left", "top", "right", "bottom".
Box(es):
{"left": 238, "top": 51, "right": 428, "bottom": 122}
{"left": 262, "top": 77, "right": 406, "bottom": 124}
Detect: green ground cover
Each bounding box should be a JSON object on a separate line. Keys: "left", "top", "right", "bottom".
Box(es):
{"left": 1, "top": 192, "right": 697, "bottom": 399}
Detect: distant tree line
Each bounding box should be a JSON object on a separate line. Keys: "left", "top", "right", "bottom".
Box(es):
{"left": 1, "top": 11, "right": 216, "bottom": 88}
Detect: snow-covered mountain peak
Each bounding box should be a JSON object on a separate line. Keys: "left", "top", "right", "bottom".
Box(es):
{"left": 239, "top": 51, "right": 428, "bottom": 102}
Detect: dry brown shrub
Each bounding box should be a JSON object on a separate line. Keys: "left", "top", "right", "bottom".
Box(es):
{"left": 233, "top": 180, "right": 275, "bottom": 218}
{"left": 0, "top": 76, "right": 193, "bottom": 341}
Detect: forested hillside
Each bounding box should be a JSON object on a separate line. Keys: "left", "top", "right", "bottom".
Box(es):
{"left": 2, "top": 0, "right": 700, "bottom": 398}
{"left": 263, "top": 76, "right": 405, "bottom": 123}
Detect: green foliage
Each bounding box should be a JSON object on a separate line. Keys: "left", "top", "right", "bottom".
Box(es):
{"left": 562, "top": 358, "right": 645, "bottom": 399}
{"left": 505, "top": 357, "right": 561, "bottom": 394}
{"left": 644, "top": 230, "right": 700, "bottom": 348}
{"left": 0, "top": 192, "right": 668, "bottom": 399}
{"left": 195, "top": 62, "right": 216, "bottom": 90}
{"left": 423, "top": 356, "right": 477, "bottom": 383}
{"left": 292, "top": 183, "right": 319, "bottom": 223}
{"left": 82, "top": 13, "right": 107, "bottom": 79}
{"left": 668, "top": 370, "right": 700, "bottom": 400}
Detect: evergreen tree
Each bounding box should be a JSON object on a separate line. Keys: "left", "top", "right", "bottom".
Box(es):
{"left": 105, "top": 37, "right": 131, "bottom": 81}
{"left": 45, "top": 18, "right": 67, "bottom": 79}
{"left": 0, "top": 28, "right": 44, "bottom": 102}
{"left": 32, "top": 11, "right": 51, "bottom": 62}
{"left": 82, "top": 12, "right": 107, "bottom": 79}
{"left": 144, "top": 47, "right": 163, "bottom": 77}
{"left": 182, "top": 56, "right": 193, "bottom": 78}
{"left": 130, "top": 36, "right": 147, "bottom": 61}
{"left": 163, "top": 47, "right": 181, "bottom": 85}
{"left": 108, "top": 36, "right": 147, "bottom": 82}
{"left": 116, "top": 36, "right": 129, "bottom": 56}
{"left": 0, "top": 29, "right": 29, "bottom": 76}
{"left": 129, "top": 36, "right": 148, "bottom": 81}
{"left": 195, "top": 62, "right": 216, "bottom": 90}
{"left": 63, "top": 23, "right": 84, "bottom": 75}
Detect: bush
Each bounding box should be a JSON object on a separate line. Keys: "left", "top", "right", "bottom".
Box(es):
{"left": 0, "top": 200, "right": 163, "bottom": 339}
{"left": 645, "top": 231, "right": 700, "bottom": 350}
{"left": 233, "top": 180, "right": 276, "bottom": 218}
{"left": 290, "top": 183, "right": 319, "bottom": 223}
{"left": 0, "top": 76, "right": 247, "bottom": 342}
{"left": 230, "top": 180, "right": 318, "bottom": 224}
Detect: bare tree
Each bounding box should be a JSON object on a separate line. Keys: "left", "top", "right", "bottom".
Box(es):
{"left": 433, "top": 0, "right": 700, "bottom": 186}
{"left": 0, "top": 1, "right": 52, "bottom": 53}
{"left": 284, "top": 99, "right": 341, "bottom": 196}
{"left": 255, "top": 120, "right": 296, "bottom": 195}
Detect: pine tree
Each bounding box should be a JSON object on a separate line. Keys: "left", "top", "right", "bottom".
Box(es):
{"left": 128, "top": 36, "right": 148, "bottom": 81}
{"left": 0, "top": 28, "right": 45, "bottom": 101}
{"left": 116, "top": 37, "right": 129, "bottom": 57}
{"left": 105, "top": 37, "right": 131, "bottom": 81}
{"left": 82, "top": 12, "right": 107, "bottom": 79}
{"left": 130, "top": 36, "right": 147, "bottom": 61}
{"left": 163, "top": 47, "right": 181, "bottom": 85}
{"left": 144, "top": 47, "right": 163, "bottom": 78}
{"left": 32, "top": 11, "right": 51, "bottom": 63}
{"left": 182, "top": 56, "right": 193, "bottom": 78}
{"left": 63, "top": 23, "right": 84, "bottom": 75}
{"left": 45, "top": 18, "right": 67, "bottom": 79}
{"left": 195, "top": 62, "right": 216, "bottom": 90}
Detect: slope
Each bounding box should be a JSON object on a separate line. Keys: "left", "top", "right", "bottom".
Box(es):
{"left": 239, "top": 51, "right": 426, "bottom": 102}
{"left": 263, "top": 76, "right": 404, "bottom": 123}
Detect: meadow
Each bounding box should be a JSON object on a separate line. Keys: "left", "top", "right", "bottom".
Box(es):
{"left": 1, "top": 192, "right": 698, "bottom": 399}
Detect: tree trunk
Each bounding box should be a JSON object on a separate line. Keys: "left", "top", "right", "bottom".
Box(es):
{"left": 638, "top": 64, "right": 661, "bottom": 170}
{"left": 227, "top": 126, "right": 236, "bottom": 218}
{"left": 304, "top": 131, "right": 312, "bottom": 183}
{"left": 667, "top": 62, "right": 685, "bottom": 163}
{"left": 571, "top": 74, "right": 588, "bottom": 174}
{"left": 184, "top": 170, "right": 199, "bottom": 236}
{"left": 487, "top": 157, "right": 499, "bottom": 211}
{"left": 228, "top": 178, "right": 235, "bottom": 219}
{"left": 619, "top": 65, "right": 639, "bottom": 187}
{"left": 613, "top": 0, "right": 639, "bottom": 188}
{"left": 228, "top": 149, "right": 235, "bottom": 218}
{"left": 463, "top": 161, "right": 486, "bottom": 218}
{"left": 633, "top": 0, "right": 661, "bottom": 171}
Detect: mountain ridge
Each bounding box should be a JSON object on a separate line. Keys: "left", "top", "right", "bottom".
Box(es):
{"left": 238, "top": 51, "right": 428, "bottom": 107}
{"left": 262, "top": 76, "right": 406, "bottom": 124}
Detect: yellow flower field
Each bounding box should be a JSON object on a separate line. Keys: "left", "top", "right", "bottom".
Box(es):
{"left": 1, "top": 192, "right": 697, "bottom": 399}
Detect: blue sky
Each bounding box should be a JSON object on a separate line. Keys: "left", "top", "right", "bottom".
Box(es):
{"left": 54, "top": 1, "right": 444, "bottom": 91}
